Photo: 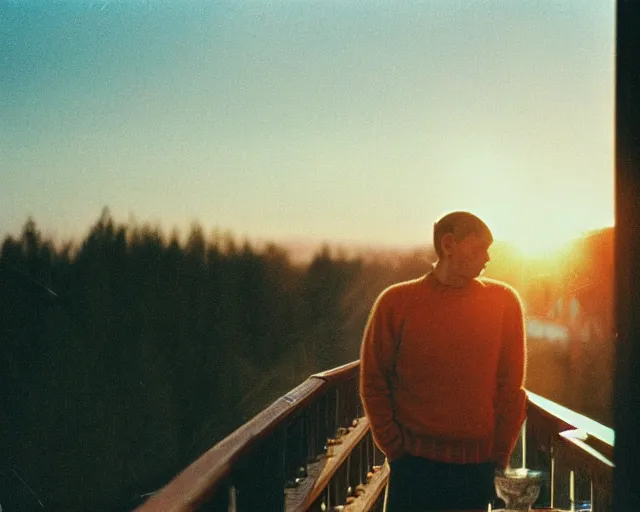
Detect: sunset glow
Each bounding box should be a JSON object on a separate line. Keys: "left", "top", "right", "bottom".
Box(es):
{"left": 446, "top": 166, "right": 614, "bottom": 261}
{"left": 0, "top": 1, "right": 615, "bottom": 250}
{"left": 494, "top": 220, "right": 600, "bottom": 259}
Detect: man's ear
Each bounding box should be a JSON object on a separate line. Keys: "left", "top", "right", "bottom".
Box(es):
{"left": 441, "top": 233, "right": 455, "bottom": 257}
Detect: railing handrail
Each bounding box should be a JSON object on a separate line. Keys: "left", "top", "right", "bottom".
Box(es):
{"left": 527, "top": 390, "right": 615, "bottom": 447}
{"left": 311, "top": 360, "right": 360, "bottom": 382}
{"left": 136, "top": 359, "right": 614, "bottom": 511}
{"left": 526, "top": 390, "right": 614, "bottom": 466}
{"left": 137, "top": 376, "right": 329, "bottom": 511}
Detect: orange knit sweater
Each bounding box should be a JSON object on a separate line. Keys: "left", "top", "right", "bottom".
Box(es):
{"left": 359, "top": 272, "right": 526, "bottom": 467}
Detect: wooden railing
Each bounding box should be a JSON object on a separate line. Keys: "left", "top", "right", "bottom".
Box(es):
{"left": 523, "top": 392, "right": 614, "bottom": 511}
{"left": 136, "top": 361, "right": 614, "bottom": 512}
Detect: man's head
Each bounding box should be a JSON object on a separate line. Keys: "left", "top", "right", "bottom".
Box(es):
{"left": 433, "top": 211, "right": 493, "bottom": 279}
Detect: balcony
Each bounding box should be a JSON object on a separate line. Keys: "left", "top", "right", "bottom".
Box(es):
{"left": 136, "top": 360, "right": 613, "bottom": 512}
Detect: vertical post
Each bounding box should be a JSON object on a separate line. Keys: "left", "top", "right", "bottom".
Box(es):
{"left": 373, "top": 442, "right": 385, "bottom": 467}
{"left": 333, "top": 387, "right": 341, "bottom": 438}
{"left": 521, "top": 419, "right": 526, "bottom": 468}
{"left": 551, "top": 456, "right": 555, "bottom": 508}
{"left": 228, "top": 486, "right": 236, "bottom": 512}
{"left": 569, "top": 470, "right": 575, "bottom": 511}
{"left": 573, "top": 470, "right": 591, "bottom": 511}
{"left": 524, "top": 417, "right": 552, "bottom": 508}
{"left": 324, "top": 389, "right": 337, "bottom": 445}
{"left": 348, "top": 442, "right": 362, "bottom": 494}
{"left": 285, "top": 413, "right": 307, "bottom": 487}
{"left": 306, "top": 404, "right": 319, "bottom": 462}
{"left": 551, "top": 443, "right": 571, "bottom": 511}
{"left": 330, "top": 459, "right": 349, "bottom": 506}
{"left": 318, "top": 393, "right": 329, "bottom": 455}
{"left": 364, "top": 431, "right": 373, "bottom": 481}
{"left": 615, "top": 1, "right": 640, "bottom": 510}
{"left": 346, "top": 376, "right": 360, "bottom": 424}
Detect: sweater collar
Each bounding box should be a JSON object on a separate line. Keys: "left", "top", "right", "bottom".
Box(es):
{"left": 424, "top": 271, "right": 485, "bottom": 294}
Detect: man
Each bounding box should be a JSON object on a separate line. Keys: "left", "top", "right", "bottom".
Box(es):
{"left": 360, "top": 211, "right": 526, "bottom": 511}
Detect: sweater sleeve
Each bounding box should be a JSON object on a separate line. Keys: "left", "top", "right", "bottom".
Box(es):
{"left": 359, "top": 292, "right": 404, "bottom": 461}
{"left": 492, "top": 288, "right": 527, "bottom": 468}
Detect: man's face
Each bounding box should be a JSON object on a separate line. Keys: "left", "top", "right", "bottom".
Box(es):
{"left": 449, "top": 232, "right": 492, "bottom": 279}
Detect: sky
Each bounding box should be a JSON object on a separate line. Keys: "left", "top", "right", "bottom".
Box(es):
{"left": 1, "top": 0, "right": 615, "bottom": 252}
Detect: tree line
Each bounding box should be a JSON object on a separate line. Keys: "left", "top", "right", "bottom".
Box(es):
{"left": 0, "top": 209, "right": 431, "bottom": 510}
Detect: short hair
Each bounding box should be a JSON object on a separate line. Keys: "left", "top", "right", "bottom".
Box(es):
{"left": 433, "top": 211, "right": 493, "bottom": 258}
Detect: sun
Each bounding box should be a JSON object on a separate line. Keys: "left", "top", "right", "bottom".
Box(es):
{"left": 485, "top": 215, "right": 592, "bottom": 260}
{"left": 447, "top": 168, "right": 614, "bottom": 261}
{"left": 501, "top": 227, "right": 577, "bottom": 259}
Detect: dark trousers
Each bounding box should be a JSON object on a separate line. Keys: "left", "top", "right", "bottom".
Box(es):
{"left": 385, "top": 455, "right": 496, "bottom": 511}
